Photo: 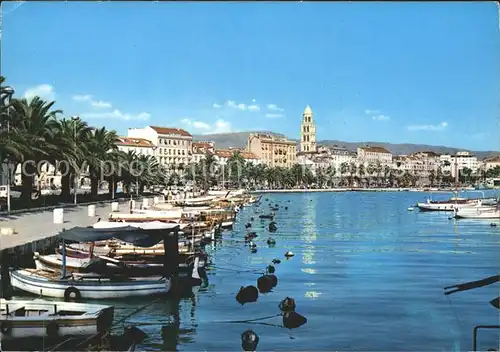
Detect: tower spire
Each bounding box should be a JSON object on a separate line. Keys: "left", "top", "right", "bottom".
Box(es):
{"left": 300, "top": 105, "right": 316, "bottom": 153}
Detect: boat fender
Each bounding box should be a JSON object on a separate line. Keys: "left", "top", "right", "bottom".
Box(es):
{"left": 0, "top": 321, "right": 12, "bottom": 335}
{"left": 64, "top": 286, "right": 82, "bottom": 302}
{"left": 46, "top": 321, "right": 59, "bottom": 337}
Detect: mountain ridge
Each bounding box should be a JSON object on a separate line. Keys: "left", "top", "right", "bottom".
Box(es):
{"left": 193, "top": 132, "right": 499, "bottom": 159}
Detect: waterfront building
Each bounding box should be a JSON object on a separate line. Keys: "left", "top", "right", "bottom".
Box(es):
{"left": 116, "top": 137, "right": 155, "bottom": 156}
{"left": 213, "top": 149, "right": 260, "bottom": 166}
{"left": 191, "top": 141, "right": 215, "bottom": 164}
{"left": 357, "top": 145, "right": 393, "bottom": 165}
{"left": 127, "top": 126, "right": 193, "bottom": 166}
{"left": 484, "top": 155, "right": 500, "bottom": 170}
{"left": 439, "top": 151, "right": 479, "bottom": 178}
{"left": 300, "top": 105, "right": 317, "bottom": 153}
{"left": 247, "top": 133, "right": 297, "bottom": 168}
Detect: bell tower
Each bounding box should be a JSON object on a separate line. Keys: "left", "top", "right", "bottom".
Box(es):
{"left": 300, "top": 105, "right": 316, "bottom": 153}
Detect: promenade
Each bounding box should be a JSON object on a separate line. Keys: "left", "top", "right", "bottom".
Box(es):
{"left": 0, "top": 203, "right": 113, "bottom": 252}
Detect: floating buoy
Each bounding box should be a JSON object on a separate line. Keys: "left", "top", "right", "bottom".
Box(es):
{"left": 490, "top": 223, "right": 497, "bottom": 227}
{"left": 245, "top": 232, "right": 258, "bottom": 241}
{"left": 267, "top": 237, "right": 276, "bottom": 246}
{"left": 236, "top": 286, "right": 258, "bottom": 305}
{"left": 245, "top": 223, "right": 252, "bottom": 229}
{"left": 251, "top": 247, "right": 257, "bottom": 253}
{"left": 285, "top": 206, "right": 288, "bottom": 210}
{"left": 269, "top": 222, "right": 277, "bottom": 232}
{"left": 266, "top": 265, "right": 275, "bottom": 274}
{"left": 257, "top": 274, "right": 277, "bottom": 293}
{"left": 250, "top": 217, "right": 254, "bottom": 221}
{"left": 279, "top": 297, "right": 296, "bottom": 312}
{"left": 272, "top": 258, "right": 281, "bottom": 264}
{"left": 241, "top": 329, "right": 259, "bottom": 351}
{"left": 407, "top": 207, "right": 414, "bottom": 211}
{"left": 285, "top": 251, "right": 294, "bottom": 258}
{"left": 490, "top": 296, "right": 500, "bottom": 309}
{"left": 283, "top": 311, "right": 307, "bottom": 329}
{"left": 249, "top": 241, "right": 257, "bottom": 249}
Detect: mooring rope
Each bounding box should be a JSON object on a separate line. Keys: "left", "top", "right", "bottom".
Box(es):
{"left": 214, "top": 313, "right": 282, "bottom": 324}
{"left": 112, "top": 296, "right": 163, "bottom": 327}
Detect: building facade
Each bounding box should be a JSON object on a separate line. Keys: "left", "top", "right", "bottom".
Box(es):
{"left": 127, "top": 126, "right": 193, "bottom": 166}
{"left": 191, "top": 141, "right": 215, "bottom": 164}
{"left": 357, "top": 146, "right": 393, "bottom": 165}
{"left": 116, "top": 137, "right": 155, "bottom": 156}
{"left": 439, "top": 151, "right": 479, "bottom": 178}
{"left": 483, "top": 156, "right": 500, "bottom": 171}
{"left": 300, "top": 105, "right": 317, "bottom": 153}
{"left": 247, "top": 133, "right": 297, "bottom": 168}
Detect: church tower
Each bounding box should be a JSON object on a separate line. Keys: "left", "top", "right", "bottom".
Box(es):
{"left": 300, "top": 105, "right": 317, "bottom": 153}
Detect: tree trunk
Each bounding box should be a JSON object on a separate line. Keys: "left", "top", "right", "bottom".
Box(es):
{"left": 61, "top": 173, "right": 71, "bottom": 199}
{"left": 21, "top": 171, "right": 34, "bottom": 203}
{"left": 90, "top": 168, "right": 99, "bottom": 197}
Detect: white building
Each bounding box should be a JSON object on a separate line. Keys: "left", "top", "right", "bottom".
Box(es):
{"left": 191, "top": 141, "right": 215, "bottom": 164}
{"left": 357, "top": 146, "right": 393, "bottom": 165}
{"left": 213, "top": 149, "right": 261, "bottom": 166}
{"left": 439, "top": 151, "right": 479, "bottom": 178}
{"left": 127, "top": 126, "right": 193, "bottom": 167}
{"left": 484, "top": 156, "right": 500, "bottom": 170}
{"left": 116, "top": 137, "right": 155, "bottom": 156}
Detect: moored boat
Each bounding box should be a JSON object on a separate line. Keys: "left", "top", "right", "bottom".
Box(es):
{"left": 10, "top": 269, "right": 172, "bottom": 300}
{"left": 454, "top": 205, "right": 500, "bottom": 219}
{"left": 0, "top": 299, "right": 114, "bottom": 341}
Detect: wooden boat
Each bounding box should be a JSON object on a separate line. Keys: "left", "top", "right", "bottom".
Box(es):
{"left": 175, "top": 195, "right": 218, "bottom": 207}
{"left": 10, "top": 269, "right": 172, "bottom": 300}
{"left": 0, "top": 299, "right": 114, "bottom": 342}
{"left": 0, "top": 299, "right": 114, "bottom": 341}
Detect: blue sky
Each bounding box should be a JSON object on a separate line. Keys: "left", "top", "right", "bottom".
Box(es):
{"left": 2, "top": 2, "right": 499, "bottom": 151}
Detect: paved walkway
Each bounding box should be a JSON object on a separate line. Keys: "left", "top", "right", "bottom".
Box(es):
{"left": 0, "top": 203, "right": 119, "bottom": 250}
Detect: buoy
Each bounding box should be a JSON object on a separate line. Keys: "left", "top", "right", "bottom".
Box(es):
{"left": 251, "top": 247, "right": 257, "bottom": 253}
{"left": 267, "top": 237, "right": 276, "bottom": 246}
{"left": 250, "top": 217, "right": 254, "bottom": 221}
{"left": 279, "top": 297, "right": 296, "bottom": 312}
{"left": 241, "top": 329, "right": 259, "bottom": 351}
{"left": 236, "top": 285, "right": 258, "bottom": 305}
{"left": 283, "top": 311, "right": 307, "bottom": 329}
{"left": 266, "top": 265, "right": 275, "bottom": 274}
{"left": 245, "top": 223, "right": 252, "bottom": 229}
{"left": 269, "top": 222, "right": 277, "bottom": 232}
{"left": 272, "top": 258, "right": 281, "bottom": 264}
{"left": 285, "top": 251, "right": 294, "bottom": 258}
{"left": 249, "top": 241, "right": 257, "bottom": 249}
{"left": 257, "top": 274, "right": 276, "bottom": 293}
{"left": 407, "top": 207, "right": 414, "bottom": 211}
{"left": 285, "top": 206, "right": 288, "bottom": 210}
{"left": 490, "top": 223, "right": 497, "bottom": 227}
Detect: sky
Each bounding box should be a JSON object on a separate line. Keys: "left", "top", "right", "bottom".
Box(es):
{"left": 2, "top": 2, "right": 500, "bottom": 151}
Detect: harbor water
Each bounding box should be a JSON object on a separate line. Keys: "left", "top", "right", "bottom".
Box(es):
{"left": 19, "top": 191, "right": 500, "bottom": 350}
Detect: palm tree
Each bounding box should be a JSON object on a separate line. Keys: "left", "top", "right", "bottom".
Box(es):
{"left": 227, "top": 151, "right": 246, "bottom": 187}
{"left": 358, "top": 163, "right": 366, "bottom": 187}
{"left": 9, "top": 97, "right": 62, "bottom": 201}
{"left": 340, "top": 162, "right": 349, "bottom": 186}
{"left": 85, "top": 127, "right": 119, "bottom": 196}
{"left": 55, "top": 117, "right": 93, "bottom": 199}
{"left": 349, "top": 162, "right": 357, "bottom": 187}
{"left": 374, "top": 160, "right": 383, "bottom": 186}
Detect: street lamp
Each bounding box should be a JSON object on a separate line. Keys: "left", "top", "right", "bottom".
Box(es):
{"left": 2, "top": 86, "right": 15, "bottom": 214}
{"left": 71, "top": 116, "right": 79, "bottom": 205}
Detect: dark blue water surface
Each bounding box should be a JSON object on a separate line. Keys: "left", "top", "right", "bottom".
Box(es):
{"left": 112, "top": 191, "right": 499, "bottom": 351}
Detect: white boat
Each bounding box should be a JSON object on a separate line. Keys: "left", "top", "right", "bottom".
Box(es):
{"left": 454, "top": 206, "right": 500, "bottom": 219}
{"left": 10, "top": 269, "right": 172, "bottom": 300}
{"left": 417, "top": 198, "right": 481, "bottom": 212}
{"left": 221, "top": 220, "right": 234, "bottom": 229}
{"left": 93, "top": 220, "right": 185, "bottom": 230}
{"left": 0, "top": 299, "right": 114, "bottom": 341}
{"left": 176, "top": 196, "right": 218, "bottom": 206}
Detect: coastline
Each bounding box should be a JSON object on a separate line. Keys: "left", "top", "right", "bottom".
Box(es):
{"left": 251, "top": 187, "right": 474, "bottom": 194}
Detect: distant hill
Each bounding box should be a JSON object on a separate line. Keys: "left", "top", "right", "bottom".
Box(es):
{"left": 193, "top": 132, "right": 499, "bottom": 159}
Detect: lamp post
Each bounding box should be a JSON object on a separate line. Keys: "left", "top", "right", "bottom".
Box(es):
{"left": 71, "top": 116, "right": 79, "bottom": 205}
{"left": 1, "top": 86, "right": 15, "bottom": 213}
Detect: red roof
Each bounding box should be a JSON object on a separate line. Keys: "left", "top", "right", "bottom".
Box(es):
{"left": 193, "top": 142, "right": 213, "bottom": 149}
{"left": 117, "top": 137, "right": 154, "bottom": 148}
{"left": 359, "top": 146, "right": 391, "bottom": 154}
{"left": 149, "top": 126, "right": 192, "bottom": 137}
{"left": 485, "top": 156, "right": 500, "bottom": 163}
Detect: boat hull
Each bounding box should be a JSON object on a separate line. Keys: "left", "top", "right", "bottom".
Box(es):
{"left": 0, "top": 299, "right": 114, "bottom": 340}
{"left": 10, "top": 270, "right": 171, "bottom": 299}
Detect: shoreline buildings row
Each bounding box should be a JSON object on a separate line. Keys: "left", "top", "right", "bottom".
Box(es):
{"left": 2, "top": 106, "right": 499, "bottom": 189}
